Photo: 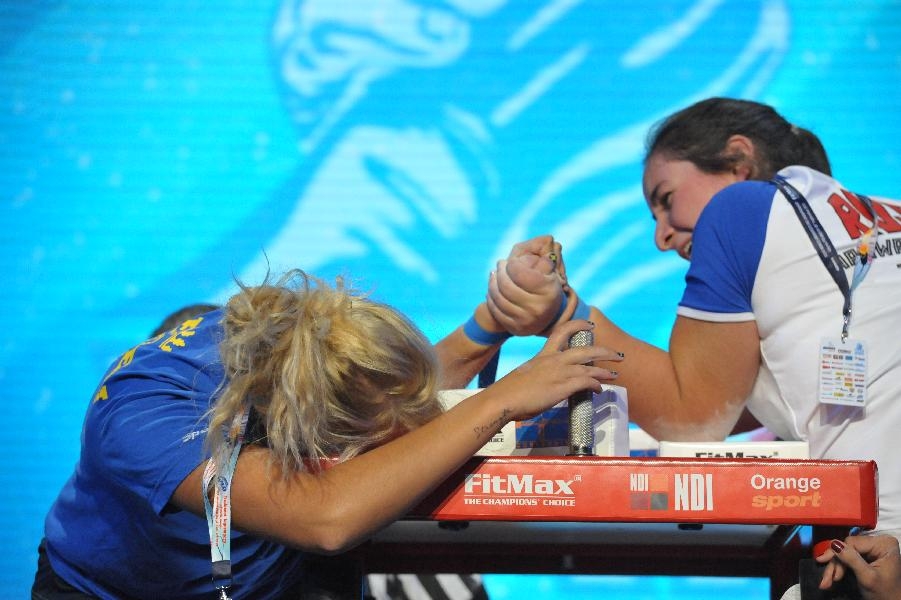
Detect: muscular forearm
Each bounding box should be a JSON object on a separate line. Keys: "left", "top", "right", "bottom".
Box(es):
{"left": 485, "top": 235, "right": 758, "bottom": 441}
{"left": 586, "top": 305, "right": 756, "bottom": 441}
{"left": 584, "top": 306, "right": 681, "bottom": 437}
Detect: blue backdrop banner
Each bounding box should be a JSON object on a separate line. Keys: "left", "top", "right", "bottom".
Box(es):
{"left": 2, "top": 1, "right": 899, "bottom": 597}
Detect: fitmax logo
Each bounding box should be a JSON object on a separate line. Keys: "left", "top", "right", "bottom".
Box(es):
{"left": 464, "top": 473, "right": 577, "bottom": 495}
{"left": 694, "top": 452, "right": 775, "bottom": 459}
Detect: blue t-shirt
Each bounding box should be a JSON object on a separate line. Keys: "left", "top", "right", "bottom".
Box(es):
{"left": 43, "top": 309, "right": 307, "bottom": 599}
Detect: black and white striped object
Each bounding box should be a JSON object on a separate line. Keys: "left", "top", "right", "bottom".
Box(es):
{"left": 365, "top": 574, "right": 489, "bottom": 600}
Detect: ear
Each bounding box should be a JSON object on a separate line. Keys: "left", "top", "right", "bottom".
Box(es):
{"left": 724, "top": 134, "right": 755, "bottom": 180}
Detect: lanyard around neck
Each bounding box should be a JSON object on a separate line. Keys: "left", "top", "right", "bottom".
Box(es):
{"left": 202, "top": 407, "right": 251, "bottom": 600}
{"left": 773, "top": 177, "right": 877, "bottom": 341}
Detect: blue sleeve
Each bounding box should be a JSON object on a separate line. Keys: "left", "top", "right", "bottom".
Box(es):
{"left": 678, "top": 181, "right": 773, "bottom": 320}
{"left": 85, "top": 312, "right": 226, "bottom": 514}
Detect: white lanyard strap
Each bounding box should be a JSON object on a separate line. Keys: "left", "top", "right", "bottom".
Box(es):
{"left": 202, "top": 407, "right": 250, "bottom": 599}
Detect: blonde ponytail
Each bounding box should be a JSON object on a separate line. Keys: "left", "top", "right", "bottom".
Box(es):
{"left": 208, "top": 270, "right": 442, "bottom": 476}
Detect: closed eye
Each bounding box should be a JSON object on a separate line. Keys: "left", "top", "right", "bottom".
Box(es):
{"left": 658, "top": 191, "right": 672, "bottom": 211}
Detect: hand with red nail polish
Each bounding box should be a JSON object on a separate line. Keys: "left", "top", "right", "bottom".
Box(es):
{"left": 815, "top": 534, "right": 901, "bottom": 600}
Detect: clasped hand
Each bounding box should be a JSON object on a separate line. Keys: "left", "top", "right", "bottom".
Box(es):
{"left": 487, "top": 235, "right": 570, "bottom": 336}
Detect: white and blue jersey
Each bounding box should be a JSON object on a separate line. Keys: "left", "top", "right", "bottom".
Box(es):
{"left": 678, "top": 166, "right": 901, "bottom": 535}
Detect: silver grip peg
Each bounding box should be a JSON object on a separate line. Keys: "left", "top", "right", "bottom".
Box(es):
{"left": 567, "top": 329, "right": 594, "bottom": 456}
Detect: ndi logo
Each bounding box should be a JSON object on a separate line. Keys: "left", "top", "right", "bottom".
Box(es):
{"left": 629, "top": 472, "right": 669, "bottom": 510}
{"left": 674, "top": 473, "right": 714, "bottom": 511}
{"left": 630, "top": 473, "right": 649, "bottom": 490}
{"left": 629, "top": 472, "right": 714, "bottom": 511}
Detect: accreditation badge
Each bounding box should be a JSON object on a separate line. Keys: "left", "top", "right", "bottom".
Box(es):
{"left": 818, "top": 338, "right": 868, "bottom": 407}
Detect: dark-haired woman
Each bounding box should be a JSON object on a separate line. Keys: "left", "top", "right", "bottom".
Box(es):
{"left": 488, "top": 98, "right": 901, "bottom": 544}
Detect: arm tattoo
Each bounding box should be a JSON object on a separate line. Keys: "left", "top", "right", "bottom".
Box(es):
{"left": 473, "top": 408, "right": 512, "bottom": 439}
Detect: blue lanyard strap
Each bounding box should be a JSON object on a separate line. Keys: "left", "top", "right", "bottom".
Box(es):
{"left": 202, "top": 407, "right": 251, "bottom": 598}
{"left": 773, "top": 177, "right": 877, "bottom": 340}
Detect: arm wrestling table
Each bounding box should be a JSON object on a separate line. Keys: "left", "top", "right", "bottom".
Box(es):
{"left": 344, "top": 455, "right": 878, "bottom": 600}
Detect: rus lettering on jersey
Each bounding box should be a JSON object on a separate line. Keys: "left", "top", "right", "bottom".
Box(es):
{"left": 115, "top": 348, "right": 136, "bottom": 371}
{"left": 92, "top": 348, "right": 138, "bottom": 403}
{"left": 828, "top": 189, "right": 901, "bottom": 239}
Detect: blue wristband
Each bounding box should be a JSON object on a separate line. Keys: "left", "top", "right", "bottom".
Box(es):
{"left": 463, "top": 315, "right": 512, "bottom": 346}
{"left": 572, "top": 297, "right": 591, "bottom": 321}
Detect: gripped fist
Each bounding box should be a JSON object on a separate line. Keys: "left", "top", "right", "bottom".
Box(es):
{"left": 487, "top": 235, "right": 569, "bottom": 336}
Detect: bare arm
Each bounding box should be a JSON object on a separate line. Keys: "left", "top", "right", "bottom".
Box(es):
{"left": 487, "top": 235, "right": 761, "bottom": 441}
{"left": 586, "top": 306, "right": 760, "bottom": 441}
{"left": 433, "top": 302, "right": 507, "bottom": 389}
{"left": 172, "top": 321, "right": 622, "bottom": 554}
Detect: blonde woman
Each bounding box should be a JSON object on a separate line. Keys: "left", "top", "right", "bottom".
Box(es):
{"left": 33, "top": 269, "right": 618, "bottom": 600}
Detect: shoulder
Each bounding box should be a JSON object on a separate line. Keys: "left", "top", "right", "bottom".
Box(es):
{"left": 700, "top": 179, "right": 777, "bottom": 227}
{"left": 84, "top": 313, "right": 226, "bottom": 472}
{"left": 677, "top": 180, "right": 776, "bottom": 319}
{"left": 775, "top": 165, "right": 837, "bottom": 197}
{"left": 693, "top": 178, "right": 776, "bottom": 259}
{"left": 106, "top": 310, "right": 225, "bottom": 390}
